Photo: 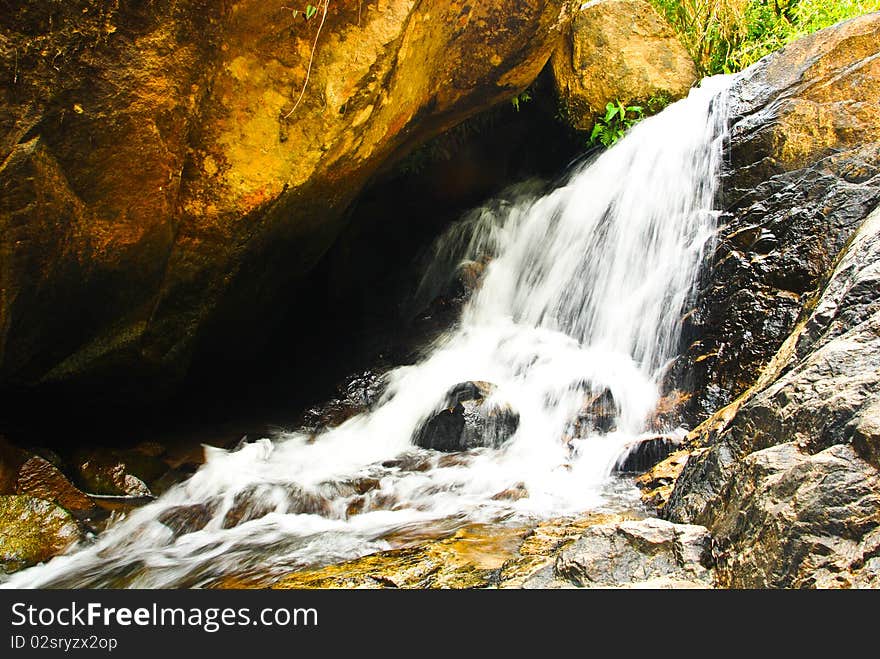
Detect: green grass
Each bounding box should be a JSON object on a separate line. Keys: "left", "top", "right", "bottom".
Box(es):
{"left": 649, "top": 0, "right": 880, "bottom": 75}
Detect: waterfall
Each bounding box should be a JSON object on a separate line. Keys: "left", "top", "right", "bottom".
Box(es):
{"left": 4, "top": 75, "right": 732, "bottom": 588}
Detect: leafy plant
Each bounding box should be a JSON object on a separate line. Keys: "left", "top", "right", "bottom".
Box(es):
{"left": 589, "top": 101, "right": 644, "bottom": 148}
{"left": 511, "top": 89, "right": 532, "bottom": 112}
{"left": 284, "top": 4, "right": 319, "bottom": 20}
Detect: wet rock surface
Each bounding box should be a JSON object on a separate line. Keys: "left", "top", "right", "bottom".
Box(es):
{"left": 0, "top": 495, "right": 82, "bottom": 573}
{"left": 672, "top": 13, "right": 880, "bottom": 423}
{"left": 14, "top": 455, "right": 96, "bottom": 515}
{"left": 294, "top": 370, "right": 388, "bottom": 435}
{"left": 615, "top": 435, "right": 682, "bottom": 474}
{"left": 415, "top": 381, "right": 520, "bottom": 452}
{"left": 666, "top": 203, "right": 880, "bottom": 587}
{"left": 267, "top": 513, "right": 714, "bottom": 589}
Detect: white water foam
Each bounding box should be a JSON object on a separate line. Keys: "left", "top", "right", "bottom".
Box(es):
{"left": 4, "top": 75, "right": 731, "bottom": 588}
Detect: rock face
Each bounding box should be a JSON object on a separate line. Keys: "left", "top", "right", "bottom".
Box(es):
{"left": 674, "top": 13, "right": 880, "bottom": 422}
{"left": 0, "top": 495, "right": 82, "bottom": 573}
{"left": 551, "top": 0, "right": 697, "bottom": 131}
{"left": 414, "top": 381, "right": 520, "bottom": 452}
{"left": 0, "top": 0, "right": 574, "bottom": 401}
{"left": 666, "top": 202, "right": 880, "bottom": 587}
{"left": 526, "top": 518, "right": 713, "bottom": 588}
{"left": 683, "top": 444, "right": 880, "bottom": 588}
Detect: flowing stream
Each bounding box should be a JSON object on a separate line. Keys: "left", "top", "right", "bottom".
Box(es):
{"left": 5, "top": 76, "right": 732, "bottom": 588}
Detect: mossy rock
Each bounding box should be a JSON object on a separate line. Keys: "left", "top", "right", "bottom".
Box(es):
{"left": 0, "top": 495, "right": 82, "bottom": 574}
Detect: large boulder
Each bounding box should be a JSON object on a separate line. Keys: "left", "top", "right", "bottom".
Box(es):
{"left": 666, "top": 202, "right": 880, "bottom": 587}
{"left": 551, "top": 0, "right": 697, "bottom": 131}
{"left": 414, "top": 381, "right": 520, "bottom": 452}
{"left": 0, "top": 495, "right": 82, "bottom": 573}
{"left": 672, "top": 13, "right": 880, "bottom": 422}
{"left": 0, "top": 0, "right": 574, "bottom": 401}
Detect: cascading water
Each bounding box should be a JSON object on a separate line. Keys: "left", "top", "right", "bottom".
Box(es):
{"left": 4, "top": 76, "right": 731, "bottom": 588}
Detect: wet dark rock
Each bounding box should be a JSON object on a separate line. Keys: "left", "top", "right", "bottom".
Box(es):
{"left": 72, "top": 448, "right": 169, "bottom": 497}
{"left": 0, "top": 495, "right": 82, "bottom": 573}
{"left": 296, "top": 370, "right": 387, "bottom": 434}
{"left": 666, "top": 203, "right": 880, "bottom": 587}
{"left": 0, "top": 437, "right": 97, "bottom": 517}
{"left": 158, "top": 504, "right": 214, "bottom": 536}
{"left": 647, "top": 389, "right": 691, "bottom": 432}
{"left": 415, "top": 381, "right": 519, "bottom": 452}
{"left": 615, "top": 435, "right": 681, "bottom": 474}
{"left": 221, "top": 484, "right": 330, "bottom": 529}
{"left": 670, "top": 14, "right": 880, "bottom": 424}
{"left": 570, "top": 389, "right": 619, "bottom": 437}
{"left": 534, "top": 518, "right": 714, "bottom": 588}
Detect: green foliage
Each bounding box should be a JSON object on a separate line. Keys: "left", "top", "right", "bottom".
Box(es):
{"left": 729, "top": 0, "right": 880, "bottom": 71}
{"left": 649, "top": 0, "right": 880, "bottom": 75}
{"left": 590, "top": 101, "right": 644, "bottom": 148}
{"left": 511, "top": 89, "right": 532, "bottom": 112}
{"left": 284, "top": 3, "right": 319, "bottom": 20}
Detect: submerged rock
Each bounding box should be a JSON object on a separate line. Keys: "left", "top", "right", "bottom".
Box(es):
{"left": 551, "top": 0, "right": 697, "bottom": 132}
{"left": 0, "top": 495, "right": 82, "bottom": 573}
{"left": 415, "top": 381, "right": 520, "bottom": 452}
{"left": 568, "top": 388, "right": 619, "bottom": 437}
{"left": 221, "top": 484, "right": 330, "bottom": 529}
{"left": 158, "top": 503, "right": 214, "bottom": 537}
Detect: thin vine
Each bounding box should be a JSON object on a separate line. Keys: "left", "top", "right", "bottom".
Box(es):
{"left": 282, "top": 0, "right": 331, "bottom": 120}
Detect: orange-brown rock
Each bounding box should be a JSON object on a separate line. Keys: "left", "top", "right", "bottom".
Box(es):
{"left": 0, "top": 437, "right": 96, "bottom": 514}
{"left": 0, "top": 0, "right": 574, "bottom": 399}
{"left": 551, "top": 0, "right": 697, "bottom": 132}
{"left": 15, "top": 455, "right": 96, "bottom": 514}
